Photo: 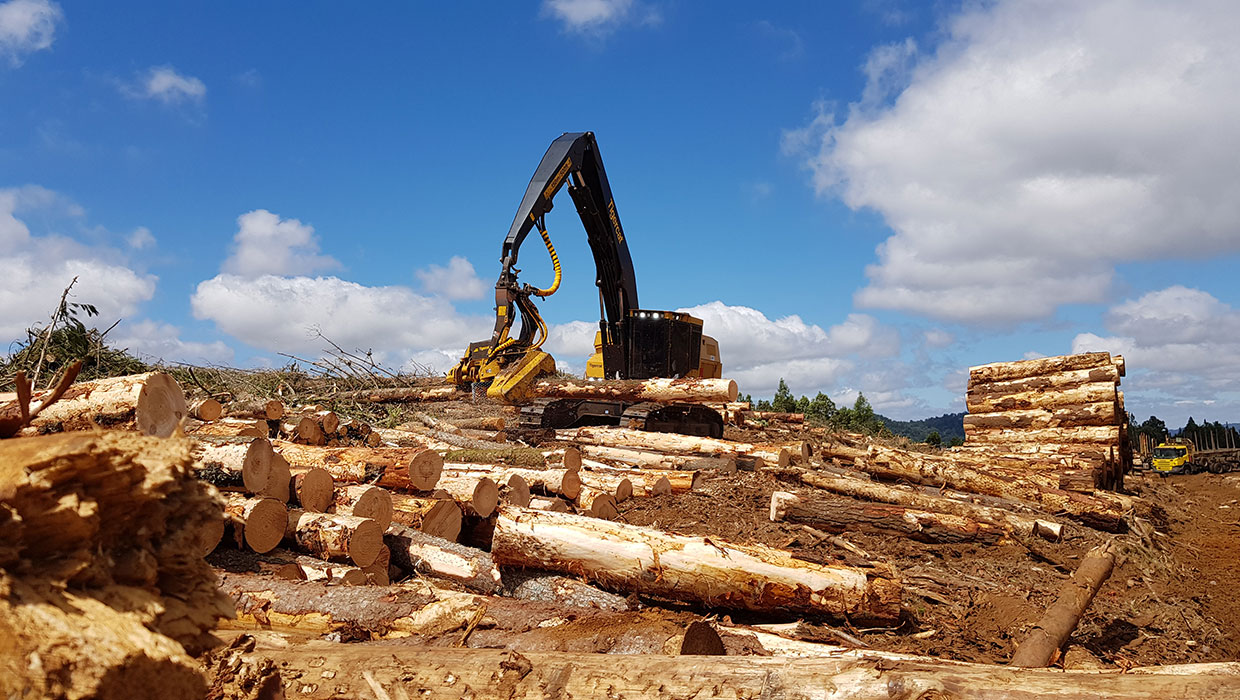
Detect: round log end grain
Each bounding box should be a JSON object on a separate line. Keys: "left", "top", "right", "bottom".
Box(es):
{"left": 196, "top": 514, "right": 226, "bottom": 557}
{"left": 264, "top": 399, "right": 285, "bottom": 421}
{"left": 274, "top": 563, "right": 306, "bottom": 580}
{"left": 347, "top": 518, "right": 384, "bottom": 568}
{"left": 506, "top": 474, "right": 532, "bottom": 508}
{"left": 135, "top": 372, "right": 189, "bottom": 437}
{"left": 562, "top": 446, "right": 582, "bottom": 471}
{"left": 650, "top": 475, "right": 673, "bottom": 496}
{"left": 423, "top": 498, "right": 464, "bottom": 541}
{"left": 471, "top": 478, "right": 500, "bottom": 519}
{"left": 560, "top": 469, "right": 582, "bottom": 500}
{"left": 260, "top": 452, "right": 292, "bottom": 502}
{"left": 190, "top": 398, "right": 222, "bottom": 422}
{"left": 408, "top": 449, "right": 445, "bottom": 491}
{"left": 294, "top": 467, "right": 334, "bottom": 513}
{"left": 241, "top": 439, "right": 274, "bottom": 493}
{"left": 350, "top": 486, "right": 394, "bottom": 531}
{"left": 339, "top": 569, "right": 369, "bottom": 586}
{"left": 588, "top": 493, "right": 619, "bottom": 520}
{"left": 615, "top": 477, "right": 634, "bottom": 502}
{"left": 723, "top": 379, "right": 739, "bottom": 402}
{"left": 530, "top": 496, "right": 570, "bottom": 512}
{"left": 244, "top": 498, "right": 288, "bottom": 553}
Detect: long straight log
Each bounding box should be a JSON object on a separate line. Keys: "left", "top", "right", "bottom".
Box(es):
{"left": 962, "top": 402, "right": 1119, "bottom": 430}
{"left": 557, "top": 426, "right": 754, "bottom": 456}
{"left": 384, "top": 524, "right": 503, "bottom": 593}
{"left": 576, "top": 470, "right": 633, "bottom": 501}
{"left": 1010, "top": 542, "right": 1120, "bottom": 667}
{"left": 798, "top": 472, "right": 1063, "bottom": 541}
{"left": 969, "top": 352, "right": 1115, "bottom": 384}
{"left": 443, "top": 463, "right": 582, "bottom": 501}
{"left": 968, "top": 367, "right": 1120, "bottom": 398}
{"left": 490, "top": 506, "right": 901, "bottom": 620}
{"left": 578, "top": 444, "right": 736, "bottom": 472}
{"left": 770, "top": 491, "right": 1006, "bottom": 544}
{"left": 389, "top": 493, "right": 463, "bottom": 541}
{"left": 284, "top": 509, "right": 383, "bottom": 567}
{"left": 582, "top": 461, "right": 690, "bottom": 495}
{"left": 530, "top": 377, "right": 738, "bottom": 404}
{"left": 212, "top": 636, "right": 1240, "bottom": 700}
{"left": 966, "top": 381, "right": 1118, "bottom": 414}
{"left": 332, "top": 385, "right": 458, "bottom": 403}
{"left": 3, "top": 371, "right": 188, "bottom": 437}
{"left": 272, "top": 440, "right": 443, "bottom": 491}
{"left": 965, "top": 425, "right": 1121, "bottom": 446}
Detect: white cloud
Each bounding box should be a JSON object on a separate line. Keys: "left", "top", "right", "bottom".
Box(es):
{"left": 190, "top": 274, "right": 491, "bottom": 373}
{"left": 0, "top": 186, "right": 156, "bottom": 340}
{"left": 222, "top": 209, "right": 338, "bottom": 278}
{"left": 676, "top": 301, "right": 900, "bottom": 399}
{"left": 415, "top": 255, "right": 487, "bottom": 300}
{"left": 788, "top": 1, "right": 1240, "bottom": 325}
{"left": 923, "top": 328, "right": 954, "bottom": 348}
{"left": 542, "top": 0, "right": 658, "bottom": 35}
{"left": 111, "top": 320, "right": 234, "bottom": 365}
{"left": 0, "top": 0, "right": 61, "bottom": 65}
{"left": 127, "top": 226, "right": 155, "bottom": 250}
{"left": 130, "top": 65, "right": 206, "bottom": 105}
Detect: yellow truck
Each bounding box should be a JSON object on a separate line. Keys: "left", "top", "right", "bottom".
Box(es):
{"left": 1152, "top": 439, "right": 1195, "bottom": 475}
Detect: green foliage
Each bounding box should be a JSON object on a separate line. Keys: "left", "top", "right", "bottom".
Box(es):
{"left": 805, "top": 392, "right": 836, "bottom": 425}
{"left": 925, "top": 430, "right": 942, "bottom": 447}
{"left": 2, "top": 306, "right": 150, "bottom": 390}
{"left": 772, "top": 379, "right": 796, "bottom": 413}
{"left": 949, "top": 436, "right": 964, "bottom": 447}
{"left": 879, "top": 412, "right": 966, "bottom": 443}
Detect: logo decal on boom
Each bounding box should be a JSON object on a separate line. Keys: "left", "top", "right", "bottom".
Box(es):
{"left": 608, "top": 199, "right": 624, "bottom": 244}
{"left": 544, "top": 158, "right": 573, "bottom": 201}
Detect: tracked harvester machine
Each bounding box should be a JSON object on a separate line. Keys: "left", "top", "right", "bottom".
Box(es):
{"left": 448, "top": 132, "right": 725, "bottom": 436}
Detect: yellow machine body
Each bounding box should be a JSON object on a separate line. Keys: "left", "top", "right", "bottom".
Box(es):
{"left": 486, "top": 349, "right": 556, "bottom": 405}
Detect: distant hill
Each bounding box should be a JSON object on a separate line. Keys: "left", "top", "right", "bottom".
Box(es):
{"left": 878, "top": 412, "right": 966, "bottom": 443}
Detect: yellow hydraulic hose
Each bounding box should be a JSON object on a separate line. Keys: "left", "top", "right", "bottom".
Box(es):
{"left": 530, "top": 224, "right": 562, "bottom": 298}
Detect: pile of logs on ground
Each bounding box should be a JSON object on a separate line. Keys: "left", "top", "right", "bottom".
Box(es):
{"left": 962, "top": 352, "right": 1131, "bottom": 491}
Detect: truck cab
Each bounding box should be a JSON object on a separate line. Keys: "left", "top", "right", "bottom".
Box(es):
{"left": 1152, "top": 441, "right": 1194, "bottom": 475}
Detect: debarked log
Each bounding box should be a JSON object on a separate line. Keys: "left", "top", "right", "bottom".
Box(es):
{"left": 966, "top": 382, "right": 1118, "bottom": 414}
{"left": 770, "top": 491, "right": 1006, "bottom": 544}
{"left": 969, "top": 352, "right": 1116, "bottom": 384}
{"left": 3, "top": 371, "right": 188, "bottom": 437}
{"left": 962, "top": 402, "right": 1119, "bottom": 430}
{"left": 530, "top": 377, "right": 738, "bottom": 404}
{"left": 272, "top": 440, "right": 443, "bottom": 491}
{"left": 389, "top": 493, "right": 463, "bottom": 541}
{"left": 577, "top": 444, "right": 736, "bottom": 472}
{"left": 557, "top": 426, "right": 754, "bottom": 457}
{"left": 284, "top": 509, "right": 383, "bottom": 567}
{"left": 490, "top": 506, "right": 901, "bottom": 621}
{"left": 964, "top": 425, "right": 1121, "bottom": 446}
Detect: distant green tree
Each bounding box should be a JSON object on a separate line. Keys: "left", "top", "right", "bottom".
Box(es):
{"left": 925, "top": 430, "right": 942, "bottom": 447}
{"left": 795, "top": 395, "right": 810, "bottom": 414}
{"left": 772, "top": 379, "right": 796, "bottom": 413}
{"left": 805, "top": 392, "right": 836, "bottom": 425}
{"left": 755, "top": 398, "right": 773, "bottom": 411}
{"left": 1139, "top": 415, "right": 1168, "bottom": 444}
{"left": 949, "top": 436, "right": 964, "bottom": 447}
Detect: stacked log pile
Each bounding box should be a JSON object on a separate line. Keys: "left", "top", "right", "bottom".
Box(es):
{"left": 962, "top": 352, "right": 1130, "bottom": 491}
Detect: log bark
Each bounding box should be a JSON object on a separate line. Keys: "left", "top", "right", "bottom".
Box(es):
{"left": 965, "top": 425, "right": 1121, "bottom": 446}
{"left": 1010, "top": 541, "right": 1120, "bottom": 667}
{"left": 557, "top": 426, "right": 754, "bottom": 456}
{"left": 503, "top": 569, "right": 630, "bottom": 611}
{"left": 968, "top": 366, "right": 1121, "bottom": 398}
{"left": 390, "top": 493, "right": 463, "bottom": 541}
{"left": 969, "top": 352, "right": 1116, "bottom": 384}
{"left": 264, "top": 549, "right": 371, "bottom": 585}
{"left": 209, "top": 636, "right": 1240, "bottom": 700}
{"left": 332, "top": 484, "right": 393, "bottom": 531}
{"left": 385, "top": 524, "right": 503, "bottom": 593}
{"left": 226, "top": 398, "right": 284, "bottom": 420}
{"left": 581, "top": 460, "right": 694, "bottom": 495}
{"left": 5, "top": 371, "right": 188, "bottom": 437}
{"left": 451, "top": 416, "right": 506, "bottom": 431}
{"left": 578, "top": 444, "right": 736, "bottom": 472}
{"left": 272, "top": 440, "right": 443, "bottom": 491}
{"left": 224, "top": 494, "right": 289, "bottom": 553}
{"left": 189, "top": 397, "right": 222, "bottom": 421}
{"left": 530, "top": 377, "right": 738, "bottom": 404}
{"left": 290, "top": 467, "right": 334, "bottom": 513}
{"left": 185, "top": 416, "right": 266, "bottom": 438}
{"left": 770, "top": 491, "right": 1006, "bottom": 544}
{"left": 798, "top": 471, "right": 1063, "bottom": 541}
{"left": 962, "top": 402, "right": 1119, "bottom": 430}
{"left": 444, "top": 446, "right": 580, "bottom": 469}
{"left": 443, "top": 462, "right": 582, "bottom": 501}
{"left": 332, "top": 384, "right": 459, "bottom": 403}
{"left": 575, "top": 486, "right": 619, "bottom": 520}
{"left": 966, "top": 381, "right": 1118, "bottom": 413}
{"left": 577, "top": 471, "right": 634, "bottom": 501}
{"left": 284, "top": 509, "right": 383, "bottom": 567}
{"left": 750, "top": 411, "right": 805, "bottom": 423}
{"left": 431, "top": 474, "right": 500, "bottom": 518}
{"left": 491, "top": 506, "right": 901, "bottom": 620}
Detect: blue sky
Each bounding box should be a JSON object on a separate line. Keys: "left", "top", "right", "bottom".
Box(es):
{"left": 3, "top": 0, "right": 1240, "bottom": 425}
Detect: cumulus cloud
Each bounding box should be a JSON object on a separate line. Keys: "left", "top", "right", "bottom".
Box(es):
{"left": 112, "top": 320, "right": 234, "bottom": 365}
{"left": 676, "top": 301, "right": 899, "bottom": 399}
{"left": 416, "top": 255, "right": 487, "bottom": 300}
{"left": 190, "top": 274, "right": 491, "bottom": 373}
{"left": 127, "top": 226, "right": 155, "bottom": 250}
{"left": 0, "top": 0, "right": 60, "bottom": 65}
{"left": 1073, "top": 286, "right": 1240, "bottom": 422}
{"left": 222, "top": 209, "right": 338, "bottom": 278}
{"left": 787, "top": 1, "right": 1240, "bottom": 325}
{"left": 541, "top": 0, "right": 659, "bottom": 35}
{"left": 127, "top": 65, "right": 206, "bottom": 105}
{"left": 0, "top": 186, "right": 156, "bottom": 340}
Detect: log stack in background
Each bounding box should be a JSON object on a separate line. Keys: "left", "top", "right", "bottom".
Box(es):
{"left": 961, "top": 352, "right": 1130, "bottom": 491}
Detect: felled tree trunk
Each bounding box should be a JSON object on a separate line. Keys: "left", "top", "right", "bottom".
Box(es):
{"left": 444, "top": 446, "right": 582, "bottom": 470}
{"left": 430, "top": 475, "right": 500, "bottom": 518}
{"left": 189, "top": 398, "right": 222, "bottom": 421}
{"left": 223, "top": 494, "right": 289, "bottom": 553}
{"left": 965, "top": 425, "right": 1120, "bottom": 446}
{"left": 962, "top": 402, "right": 1118, "bottom": 430}
{"left": 390, "top": 493, "right": 463, "bottom": 541}
{"left": 530, "top": 377, "right": 738, "bottom": 404}
{"left": 798, "top": 472, "right": 1063, "bottom": 541}
{"left": 557, "top": 426, "right": 754, "bottom": 457}
{"left": 290, "top": 467, "right": 334, "bottom": 513}
{"left": 578, "top": 444, "right": 736, "bottom": 472}
{"left": 226, "top": 398, "right": 285, "bottom": 421}
{"left": 575, "top": 487, "right": 619, "bottom": 520}
{"left": 332, "top": 385, "right": 458, "bottom": 403}
{"left": 332, "top": 484, "right": 394, "bottom": 531}
{"left": 969, "top": 352, "right": 1117, "bottom": 384}
{"left": 749, "top": 411, "right": 805, "bottom": 423}
{"left": 577, "top": 471, "right": 634, "bottom": 501}
{"left": 770, "top": 491, "right": 1005, "bottom": 544}
{"left": 1010, "top": 542, "right": 1120, "bottom": 667}
{"left": 272, "top": 440, "right": 443, "bottom": 491}
{"left": 583, "top": 462, "right": 683, "bottom": 495}
{"left": 385, "top": 525, "right": 503, "bottom": 593}
{"left": 966, "top": 381, "right": 1117, "bottom": 413}
{"left": 443, "top": 463, "right": 582, "bottom": 501}
{"left": 6, "top": 371, "right": 188, "bottom": 437}
{"left": 491, "top": 507, "right": 901, "bottom": 620}
{"left": 968, "top": 366, "right": 1121, "bottom": 399}
{"left": 284, "top": 509, "right": 383, "bottom": 567}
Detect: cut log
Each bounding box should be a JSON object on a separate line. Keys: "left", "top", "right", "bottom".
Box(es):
{"left": 284, "top": 509, "right": 383, "bottom": 567}
{"left": 263, "top": 549, "right": 371, "bottom": 585}
{"left": 578, "top": 444, "right": 736, "bottom": 472}
{"left": 770, "top": 491, "right": 1005, "bottom": 544}
{"left": 185, "top": 417, "right": 265, "bottom": 438}
{"left": 446, "top": 446, "right": 555, "bottom": 468}
{"left": 390, "top": 493, "right": 463, "bottom": 541}
{"left": 503, "top": 569, "right": 630, "bottom": 611}
{"left": 798, "top": 471, "right": 1063, "bottom": 541}
{"left": 750, "top": 411, "right": 804, "bottom": 423}
{"left": 210, "top": 636, "right": 1240, "bottom": 700}
{"left": 1010, "top": 541, "right": 1120, "bottom": 667}
{"left": 501, "top": 473, "right": 531, "bottom": 507}
{"left": 331, "top": 384, "right": 459, "bottom": 403}
{"left": 491, "top": 507, "right": 901, "bottom": 620}
{"left": 557, "top": 426, "right": 754, "bottom": 456}
{"left": 968, "top": 366, "right": 1121, "bottom": 398}
{"left": 333, "top": 484, "right": 393, "bottom": 531}
{"left": 272, "top": 440, "right": 443, "bottom": 491}
{"left": 581, "top": 460, "right": 688, "bottom": 495}
{"left": 966, "top": 381, "right": 1118, "bottom": 414}
{"left": 575, "top": 486, "right": 619, "bottom": 520}
{"left": 227, "top": 398, "right": 284, "bottom": 420}
{"left": 577, "top": 471, "right": 634, "bottom": 501}
{"left": 430, "top": 475, "right": 500, "bottom": 518}
{"left": 290, "top": 467, "right": 334, "bottom": 513}
{"left": 451, "top": 416, "right": 506, "bottom": 431}
{"left": 264, "top": 451, "right": 291, "bottom": 502}
{"left": 530, "top": 377, "right": 739, "bottom": 404}
{"left": 529, "top": 496, "right": 571, "bottom": 512}
{"left": 189, "top": 397, "right": 222, "bottom": 421}
{"left": 293, "top": 416, "right": 326, "bottom": 445}
{"left": 5, "top": 371, "right": 188, "bottom": 437}
{"left": 965, "top": 425, "right": 1121, "bottom": 446}
{"left": 443, "top": 463, "right": 582, "bottom": 501}
{"left": 969, "top": 352, "right": 1115, "bottom": 384}
{"left": 311, "top": 410, "right": 340, "bottom": 435}
{"left": 385, "top": 524, "right": 503, "bottom": 593}
{"left": 962, "top": 402, "right": 1119, "bottom": 430}
{"left": 191, "top": 437, "right": 274, "bottom": 494}
{"left": 363, "top": 544, "right": 391, "bottom": 585}
{"left": 224, "top": 495, "right": 288, "bottom": 553}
